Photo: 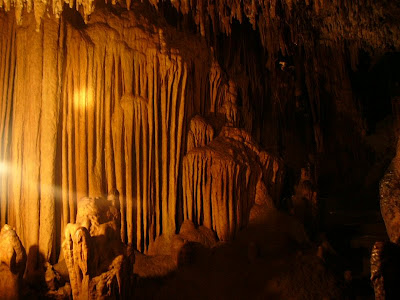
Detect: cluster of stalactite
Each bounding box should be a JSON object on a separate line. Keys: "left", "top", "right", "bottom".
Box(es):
{"left": 1, "top": 1, "right": 398, "bottom": 58}
{"left": 214, "top": 18, "right": 371, "bottom": 196}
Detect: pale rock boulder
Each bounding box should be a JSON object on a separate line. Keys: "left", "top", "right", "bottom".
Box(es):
{"left": 380, "top": 168, "right": 400, "bottom": 244}
{"left": 179, "top": 220, "right": 218, "bottom": 249}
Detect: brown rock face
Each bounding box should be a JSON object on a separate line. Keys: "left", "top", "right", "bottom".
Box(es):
{"left": 373, "top": 139, "right": 400, "bottom": 298}
{"left": 0, "top": 225, "right": 26, "bottom": 300}
{"left": 62, "top": 195, "right": 134, "bottom": 299}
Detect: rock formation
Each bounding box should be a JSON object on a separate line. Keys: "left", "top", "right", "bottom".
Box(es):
{"left": 380, "top": 139, "right": 400, "bottom": 244}
{"left": 63, "top": 195, "right": 134, "bottom": 299}
{"left": 370, "top": 241, "right": 400, "bottom": 300}
{"left": 0, "top": 3, "right": 214, "bottom": 266}
{"left": 371, "top": 137, "right": 400, "bottom": 298}
{"left": 183, "top": 117, "right": 284, "bottom": 241}
{"left": 291, "top": 165, "right": 319, "bottom": 233}
{"left": 0, "top": 225, "right": 26, "bottom": 300}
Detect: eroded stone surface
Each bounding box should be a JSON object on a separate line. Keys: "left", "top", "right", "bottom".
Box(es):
{"left": 62, "top": 195, "right": 134, "bottom": 299}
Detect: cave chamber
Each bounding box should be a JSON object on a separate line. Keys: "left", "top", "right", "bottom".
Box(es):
{"left": 0, "top": 0, "right": 399, "bottom": 299}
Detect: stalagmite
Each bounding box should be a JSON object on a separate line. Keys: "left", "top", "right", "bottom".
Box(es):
{"left": 0, "top": 225, "right": 26, "bottom": 300}
{"left": 63, "top": 195, "right": 134, "bottom": 299}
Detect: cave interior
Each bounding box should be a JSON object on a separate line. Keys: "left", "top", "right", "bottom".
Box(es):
{"left": 0, "top": 0, "right": 400, "bottom": 299}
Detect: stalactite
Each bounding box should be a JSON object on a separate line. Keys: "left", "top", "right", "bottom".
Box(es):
{"left": 0, "top": 12, "right": 15, "bottom": 228}
{"left": 0, "top": 1, "right": 398, "bottom": 53}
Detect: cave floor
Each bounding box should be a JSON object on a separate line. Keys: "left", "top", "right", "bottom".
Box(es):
{"left": 134, "top": 210, "right": 343, "bottom": 300}
{"left": 324, "top": 205, "right": 388, "bottom": 299}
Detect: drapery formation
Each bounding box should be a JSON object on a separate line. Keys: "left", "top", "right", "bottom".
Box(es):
{"left": 0, "top": 8, "right": 216, "bottom": 263}
{"left": 0, "top": 13, "right": 63, "bottom": 268}
{"left": 60, "top": 11, "right": 208, "bottom": 252}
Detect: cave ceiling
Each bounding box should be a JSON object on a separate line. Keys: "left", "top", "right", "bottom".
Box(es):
{"left": 1, "top": 0, "right": 399, "bottom": 54}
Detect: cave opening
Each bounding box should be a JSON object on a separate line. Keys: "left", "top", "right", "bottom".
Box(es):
{"left": 0, "top": 0, "right": 400, "bottom": 299}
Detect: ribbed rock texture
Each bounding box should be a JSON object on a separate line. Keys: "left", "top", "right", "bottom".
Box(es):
{"left": 59, "top": 8, "right": 205, "bottom": 253}
{"left": 63, "top": 195, "right": 134, "bottom": 299}
{"left": 0, "top": 225, "right": 26, "bottom": 300}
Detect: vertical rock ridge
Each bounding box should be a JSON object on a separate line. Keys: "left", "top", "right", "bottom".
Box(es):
{"left": 0, "top": 9, "right": 213, "bottom": 264}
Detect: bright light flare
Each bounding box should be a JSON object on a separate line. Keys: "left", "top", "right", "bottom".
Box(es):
{"left": 0, "top": 161, "right": 9, "bottom": 175}
{"left": 74, "top": 87, "right": 93, "bottom": 110}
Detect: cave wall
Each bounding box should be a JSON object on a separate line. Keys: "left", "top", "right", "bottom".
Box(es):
{"left": 0, "top": 12, "right": 63, "bottom": 269}
{"left": 0, "top": 6, "right": 232, "bottom": 266}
